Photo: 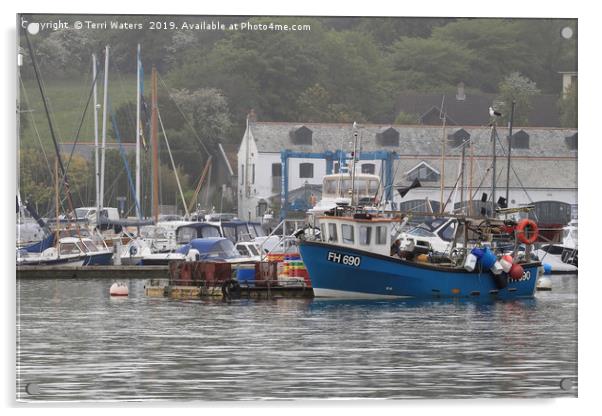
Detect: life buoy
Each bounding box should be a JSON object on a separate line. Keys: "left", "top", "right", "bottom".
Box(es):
{"left": 516, "top": 219, "right": 539, "bottom": 245}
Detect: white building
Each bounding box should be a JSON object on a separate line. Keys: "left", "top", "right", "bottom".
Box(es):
{"left": 238, "top": 119, "right": 578, "bottom": 224}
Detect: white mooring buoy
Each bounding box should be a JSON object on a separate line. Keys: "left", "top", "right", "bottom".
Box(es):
{"left": 536, "top": 276, "right": 552, "bottom": 291}
{"left": 110, "top": 282, "right": 129, "bottom": 297}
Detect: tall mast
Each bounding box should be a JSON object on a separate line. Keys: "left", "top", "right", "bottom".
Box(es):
{"left": 92, "top": 54, "right": 100, "bottom": 215}
{"left": 350, "top": 122, "right": 358, "bottom": 206}
{"left": 439, "top": 115, "right": 447, "bottom": 213}
{"left": 151, "top": 65, "right": 159, "bottom": 223}
{"left": 460, "top": 140, "right": 466, "bottom": 213}
{"left": 490, "top": 124, "right": 497, "bottom": 217}
{"left": 469, "top": 136, "right": 474, "bottom": 216}
{"left": 100, "top": 46, "right": 109, "bottom": 211}
{"left": 505, "top": 100, "right": 516, "bottom": 207}
{"left": 135, "top": 43, "right": 142, "bottom": 219}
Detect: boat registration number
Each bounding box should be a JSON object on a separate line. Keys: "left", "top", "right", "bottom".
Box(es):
{"left": 327, "top": 251, "right": 361, "bottom": 267}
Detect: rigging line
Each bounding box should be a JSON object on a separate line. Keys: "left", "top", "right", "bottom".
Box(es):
{"left": 156, "top": 72, "right": 211, "bottom": 157}
{"left": 492, "top": 127, "right": 534, "bottom": 204}
{"left": 157, "top": 106, "right": 189, "bottom": 217}
{"left": 109, "top": 97, "right": 142, "bottom": 217}
{"left": 112, "top": 59, "right": 138, "bottom": 139}
{"left": 23, "top": 29, "right": 80, "bottom": 234}
{"left": 18, "top": 75, "right": 54, "bottom": 180}
{"left": 60, "top": 57, "right": 101, "bottom": 201}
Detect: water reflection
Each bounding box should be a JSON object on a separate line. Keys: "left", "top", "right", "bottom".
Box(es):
{"left": 16, "top": 275, "right": 577, "bottom": 401}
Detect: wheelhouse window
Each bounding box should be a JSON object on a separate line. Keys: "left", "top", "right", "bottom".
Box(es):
{"left": 237, "top": 245, "right": 250, "bottom": 256}
{"left": 299, "top": 163, "right": 314, "bottom": 178}
{"left": 361, "top": 163, "right": 375, "bottom": 174}
{"left": 199, "top": 226, "right": 220, "bottom": 238}
{"left": 438, "top": 221, "right": 457, "bottom": 242}
{"left": 359, "top": 226, "right": 371, "bottom": 245}
{"left": 342, "top": 224, "right": 355, "bottom": 244}
{"left": 327, "top": 223, "right": 338, "bottom": 242}
{"left": 177, "top": 227, "right": 197, "bottom": 244}
{"left": 320, "top": 223, "right": 326, "bottom": 241}
{"left": 375, "top": 226, "right": 388, "bottom": 245}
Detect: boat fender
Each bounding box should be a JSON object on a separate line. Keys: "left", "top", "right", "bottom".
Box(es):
{"left": 516, "top": 219, "right": 539, "bottom": 245}
{"left": 543, "top": 263, "right": 552, "bottom": 275}
{"left": 500, "top": 255, "right": 513, "bottom": 273}
{"left": 509, "top": 263, "right": 525, "bottom": 280}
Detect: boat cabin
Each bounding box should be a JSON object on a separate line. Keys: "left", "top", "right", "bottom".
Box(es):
{"left": 318, "top": 215, "right": 398, "bottom": 256}
{"left": 319, "top": 173, "right": 381, "bottom": 206}
{"left": 176, "top": 223, "right": 222, "bottom": 245}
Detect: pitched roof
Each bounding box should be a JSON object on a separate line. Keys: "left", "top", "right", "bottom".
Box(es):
{"left": 247, "top": 121, "right": 577, "bottom": 190}
{"left": 395, "top": 92, "right": 562, "bottom": 127}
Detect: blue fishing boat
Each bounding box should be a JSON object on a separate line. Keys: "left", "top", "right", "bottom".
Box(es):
{"left": 299, "top": 213, "right": 540, "bottom": 300}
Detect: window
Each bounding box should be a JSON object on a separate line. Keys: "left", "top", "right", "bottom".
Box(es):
{"left": 272, "top": 163, "right": 282, "bottom": 177}
{"left": 333, "top": 162, "right": 340, "bottom": 174}
{"left": 237, "top": 245, "right": 250, "bottom": 256}
{"left": 177, "top": 226, "right": 197, "bottom": 244}
{"left": 438, "top": 221, "right": 457, "bottom": 242}
{"left": 200, "top": 226, "right": 220, "bottom": 238}
{"left": 406, "top": 162, "right": 440, "bottom": 182}
{"left": 359, "top": 226, "right": 371, "bottom": 245}
{"left": 252, "top": 164, "right": 255, "bottom": 184}
{"left": 328, "top": 223, "right": 338, "bottom": 242}
{"left": 342, "top": 224, "right": 354, "bottom": 244}
{"left": 320, "top": 224, "right": 326, "bottom": 241}
{"left": 376, "top": 127, "right": 400, "bottom": 147}
{"left": 510, "top": 130, "right": 530, "bottom": 149}
{"left": 299, "top": 163, "right": 314, "bottom": 178}
{"left": 375, "top": 226, "right": 387, "bottom": 245}
{"left": 361, "top": 163, "right": 375, "bottom": 174}
{"left": 290, "top": 126, "right": 313, "bottom": 145}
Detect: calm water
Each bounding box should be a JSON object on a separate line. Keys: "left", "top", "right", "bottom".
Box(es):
{"left": 16, "top": 275, "right": 578, "bottom": 401}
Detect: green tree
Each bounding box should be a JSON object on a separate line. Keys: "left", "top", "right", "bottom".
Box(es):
{"left": 394, "top": 111, "right": 420, "bottom": 125}
{"left": 558, "top": 82, "right": 577, "bottom": 128}
{"left": 388, "top": 37, "right": 476, "bottom": 91}
{"left": 496, "top": 72, "right": 540, "bottom": 125}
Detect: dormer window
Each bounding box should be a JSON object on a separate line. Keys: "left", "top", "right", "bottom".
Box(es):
{"left": 289, "top": 125, "right": 313, "bottom": 145}
{"left": 565, "top": 133, "right": 578, "bottom": 150}
{"left": 376, "top": 127, "right": 400, "bottom": 147}
{"left": 510, "top": 130, "right": 530, "bottom": 149}
{"left": 448, "top": 128, "right": 470, "bottom": 147}
{"left": 406, "top": 161, "right": 440, "bottom": 182}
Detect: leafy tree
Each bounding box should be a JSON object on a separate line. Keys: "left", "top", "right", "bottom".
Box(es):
{"left": 388, "top": 37, "right": 476, "bottom": 91}
{"left": 558, "top": 82, "right": 577, "bottom": 128}
{"left": 496, "top": 72, "right": 540, "bottom": 125}
{"left": 394, "top": 111, "right": 420, "bottom": 125}
{"left": 168, "top": 88, "right": 232, "bottom": 153}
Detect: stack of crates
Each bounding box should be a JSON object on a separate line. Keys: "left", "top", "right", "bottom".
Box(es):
{"left": 274, "top": 253, "right": 311, "bottom": 287}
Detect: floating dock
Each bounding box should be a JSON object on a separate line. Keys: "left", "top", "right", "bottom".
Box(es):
{"left": 16, "top": 265, "right": 169, "bottom": 280}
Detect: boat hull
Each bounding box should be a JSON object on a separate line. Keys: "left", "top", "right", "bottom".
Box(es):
{"left": 299, "top": 241, "right": 539, "bottom": 300}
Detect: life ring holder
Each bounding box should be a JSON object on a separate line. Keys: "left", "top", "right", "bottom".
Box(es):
{"left": 516, "top": 219, "right": 539, "bottom": 245}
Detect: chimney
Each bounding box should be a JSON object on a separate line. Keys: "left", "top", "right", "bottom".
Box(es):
{"left": 456, "top": 82, "right": 466, "bottom": 101}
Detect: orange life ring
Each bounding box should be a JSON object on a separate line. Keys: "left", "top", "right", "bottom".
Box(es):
{"left": 516, "top": 219, "right": 539, "bottom": 245}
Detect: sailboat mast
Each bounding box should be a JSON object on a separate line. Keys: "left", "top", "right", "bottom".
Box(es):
{"left": 151, "top": 66, "right": 159, "bottom": 223}
{"left": 350, "top": 122, "right": 358, "bottom": 207}
{"left": 92, "top": 54, "right": 100, "bottom": 215}
{"left": 100, "top": 46, "right": 109, "bottom": 211}
{"left": 439, "top": 115, "right": 447, "bottom": 213}
{"left": 505, "top": 100, "right": 516, "bottom": 206}
{"left": 490, "top": 124, "right": 497, "bottom": 217}
{"left": 135, "top": 44, "right": 142, "bottom": 219}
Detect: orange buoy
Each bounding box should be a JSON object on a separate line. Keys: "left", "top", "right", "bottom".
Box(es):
{"left": 516, "top": 219, "right": 539, "bottom": 245}
{"left": 509, "top": 263, "right": 525, "bottom": 280}
{"left": 110, "top": 282, "right": 129, "bottom": 296}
